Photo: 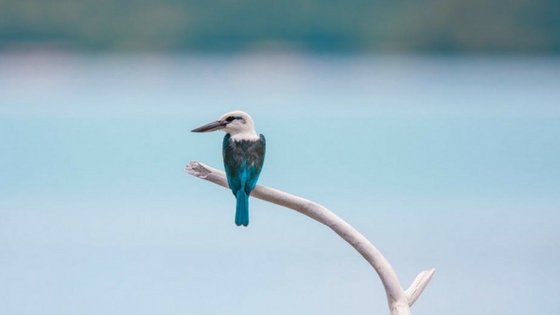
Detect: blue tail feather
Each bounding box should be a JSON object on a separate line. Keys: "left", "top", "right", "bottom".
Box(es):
{"left": 235, "top": 190, "right": 249, "bottom": 226}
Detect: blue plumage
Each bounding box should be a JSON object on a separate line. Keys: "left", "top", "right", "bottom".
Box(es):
{"left": 235, "top": 190, "right": 249, "bottom": 226}
{"left": 223, "top": 134, "right": 266, "bottom": 226}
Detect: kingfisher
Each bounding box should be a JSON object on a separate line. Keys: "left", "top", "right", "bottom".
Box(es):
{"left": 191, "top": 110, "right": 266, "bottom": 227}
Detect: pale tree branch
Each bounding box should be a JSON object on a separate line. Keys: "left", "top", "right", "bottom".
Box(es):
{"left": 185, "top": 161, "right": 435, "bottom": 315}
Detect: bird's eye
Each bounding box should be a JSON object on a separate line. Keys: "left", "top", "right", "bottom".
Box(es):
{"left": 225, "top": 116, "right": 235, "bottom": 122}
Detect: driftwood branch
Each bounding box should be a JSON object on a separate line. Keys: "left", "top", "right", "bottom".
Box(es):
{"left": 185, "top": 161, "right": 435, "bottom": 315}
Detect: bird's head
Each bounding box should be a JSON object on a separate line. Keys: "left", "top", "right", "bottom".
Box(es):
{"left": 191, "top": 110, "right": 257, "bottom": 137}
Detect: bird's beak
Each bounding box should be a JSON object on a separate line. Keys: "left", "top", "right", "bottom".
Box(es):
{"left": 191, "top": 120, "right": 228, "bottom": 132}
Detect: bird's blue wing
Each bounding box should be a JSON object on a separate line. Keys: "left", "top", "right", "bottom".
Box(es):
{"left": 244, "top": 134, "right": 266, "bottom": 192}
{"left": 223, "top": 134, "right": 241, "bottom": 194}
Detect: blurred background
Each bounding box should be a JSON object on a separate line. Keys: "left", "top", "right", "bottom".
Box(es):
{"left": 1, "top": 1, "right": 559, "bottom": 315}
{"left": 1, "top": 0, "right": 560, "bottom": 53}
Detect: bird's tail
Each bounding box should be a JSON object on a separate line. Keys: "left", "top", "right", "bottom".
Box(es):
{"left": 235, "top": 190, "right": 249, "bottom": 227}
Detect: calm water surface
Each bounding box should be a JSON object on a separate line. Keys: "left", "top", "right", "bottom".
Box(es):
{"left": 1, "top": 53, "right": 559, "bottom": 315}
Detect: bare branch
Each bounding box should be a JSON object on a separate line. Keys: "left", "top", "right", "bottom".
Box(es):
{"left": 405, "top": 268, "right": 436, "bottom": 306}
{"left": 185, "top": 161, "right": 435, "bottom": 315}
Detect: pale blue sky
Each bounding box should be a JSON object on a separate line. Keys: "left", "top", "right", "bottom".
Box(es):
{"left": 1, "top": 53, "right": 559, "bottom": 315}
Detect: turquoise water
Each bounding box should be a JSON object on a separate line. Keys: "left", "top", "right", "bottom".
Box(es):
{"left": 1, "top": 53, "right": 559, "bottom": 315}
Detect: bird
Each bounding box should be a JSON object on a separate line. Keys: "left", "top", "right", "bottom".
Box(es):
{"left": 191, "top": 110, "right": 266, "bottom": 227}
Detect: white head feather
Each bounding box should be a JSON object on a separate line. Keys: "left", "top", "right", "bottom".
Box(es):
{"left": 219, "top": 110, "right": 260, "bottom": 140}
